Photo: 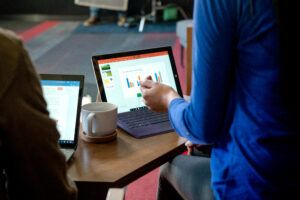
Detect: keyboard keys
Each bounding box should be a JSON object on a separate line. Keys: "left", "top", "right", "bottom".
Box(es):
{"left": 118, "top": 109, "right": 169, "bottom": 129}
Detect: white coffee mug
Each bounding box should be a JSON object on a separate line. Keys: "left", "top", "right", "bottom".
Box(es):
{"left": 81, "top": 102, "right": 118, "bottom": 137}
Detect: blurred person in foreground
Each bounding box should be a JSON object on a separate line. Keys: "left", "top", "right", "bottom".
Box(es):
{"left": 0, "top": 28, "right": 77, "bottom": 200}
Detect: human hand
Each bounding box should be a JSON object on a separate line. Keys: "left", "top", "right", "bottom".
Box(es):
{"left": 185, "top": 140, "right": 204, "bottom": 155}
{"left": 139, "top": 76, "right": 180, "bottom": 113}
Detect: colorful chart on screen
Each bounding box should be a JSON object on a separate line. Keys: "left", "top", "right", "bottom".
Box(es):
{"left": 118, "top": 62, "right": 169, "bottom": 98}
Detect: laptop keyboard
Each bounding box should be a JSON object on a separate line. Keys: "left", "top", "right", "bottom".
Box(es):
{"left": 118, "top": 109, "right": 170, "bottom": 129}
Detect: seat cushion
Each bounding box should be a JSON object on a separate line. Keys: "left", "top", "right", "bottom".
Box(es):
{"left": 176, "top": 19, "right": 193, "bottom": 47}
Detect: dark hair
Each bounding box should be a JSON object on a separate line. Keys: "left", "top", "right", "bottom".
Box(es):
{"left": 272, "top": 0, "right": 299, "bottom": 113}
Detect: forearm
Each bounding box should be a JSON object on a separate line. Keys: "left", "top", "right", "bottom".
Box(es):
{"left": 165, "top": 87, "right": 181, "bottom": 108}
{"left": 169, "top": 98, "right": 201, "bottom": 143}
{"left": 167, "top": 0, "right": 236, "bottom": 144}
{"left": 169, "top": 98, "right": 216, "bottom": 144}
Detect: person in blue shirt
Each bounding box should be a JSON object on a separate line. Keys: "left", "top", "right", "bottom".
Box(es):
{"left": 140, "top": 0, "right": 299, "bottom": 199}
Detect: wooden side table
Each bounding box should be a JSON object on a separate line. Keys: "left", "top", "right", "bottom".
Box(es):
{"left": 68, "top": 127, "right": 186, "bottom": 199}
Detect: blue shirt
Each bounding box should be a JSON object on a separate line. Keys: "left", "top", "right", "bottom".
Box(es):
{"left": 169, "top": 0, "right": 300, "bottom": 199}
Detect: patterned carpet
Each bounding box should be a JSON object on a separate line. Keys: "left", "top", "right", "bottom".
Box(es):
{"left": 1, "top": 20, "right": 187, "bottom": 101}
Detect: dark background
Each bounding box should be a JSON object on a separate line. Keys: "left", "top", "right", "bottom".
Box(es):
{"left": 0, "top": 0, "right": 194, "bottom": 18}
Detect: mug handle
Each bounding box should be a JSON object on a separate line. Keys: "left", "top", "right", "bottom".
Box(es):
{"left": 87, "top": 113, "right": 95, "bottom": 136}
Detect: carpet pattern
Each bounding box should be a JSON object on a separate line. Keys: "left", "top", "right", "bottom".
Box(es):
{"left": 20, "top": 21, "right": 60, "bottom": 42}
{"left": 6, "top": 20, "right": 187, "bottom": 101}
{"left": 125, "top": 168, "right": 160, "bottom": 200}
{"left": 0, "top": 20, "right": 41, "bottom": 34}
{"left": 0, "top": 19, "right": 188, "bottom": 199}
{"left": 73, "top": 21, "right": 177, "bottom": 34}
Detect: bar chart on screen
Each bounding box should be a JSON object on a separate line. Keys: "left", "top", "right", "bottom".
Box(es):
{"left": 118, "top": 62, "right": 169, "bottom": 98}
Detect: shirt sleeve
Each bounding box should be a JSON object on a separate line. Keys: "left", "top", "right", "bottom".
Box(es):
{"left": 0, "top": 31, "right": 78, "bottom": 200}
{"left": 169, "top": 0, "right": 237, "bottom": 144}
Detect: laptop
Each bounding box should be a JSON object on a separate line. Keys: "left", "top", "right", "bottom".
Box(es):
{"left": 92, "top": 46, "right": 183, "bottom": 138}
{"left": 40, "top": 74, "right": 84, "bottom": 161}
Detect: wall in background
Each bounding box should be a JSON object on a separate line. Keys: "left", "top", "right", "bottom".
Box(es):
{"left": 0, "top": 0, "right": 88, "bottom": 15}
{"left": 163, "top": 0, "right": 194, "bottom": 18}
{"left": 0, "top": 0, "right": 194, "bottom": 18}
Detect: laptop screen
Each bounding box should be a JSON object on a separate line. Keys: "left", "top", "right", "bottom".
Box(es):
{"left": 93, "top": 47, "right": 182, "bottom": 113}
{"left": 41, "top": 78, "right": 81, "bottom": 145}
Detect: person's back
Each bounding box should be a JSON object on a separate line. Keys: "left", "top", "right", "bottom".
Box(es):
{"left": 160, "top": 0, "right": 299, "bottom": 199}
{"left": 138, "top": 0, "right": 299, "bottom": 199}
{"left": 0, "top": 28, "right": 77, "bottom": 199}
{"left": 201, "top": 0, "right": 300, "bottom": 199}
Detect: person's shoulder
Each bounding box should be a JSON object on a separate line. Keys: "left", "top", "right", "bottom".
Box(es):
{"left": 0, "top": 28, "right": 23, "bottom": 49}
{"left": 0, "top": 28, "right": 24, "bottom": 98}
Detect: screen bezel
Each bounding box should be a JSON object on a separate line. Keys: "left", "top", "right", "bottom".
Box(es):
{"left": 92, "top": 46, "right": 183, "bottom": 105}
{"left": 40, "top": 74, "right": 84, "bottom": 149}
